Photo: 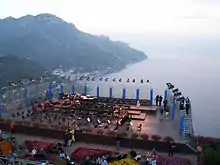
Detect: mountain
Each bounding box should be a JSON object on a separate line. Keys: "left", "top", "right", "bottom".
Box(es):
{"left": 0, "top": 13, "right": 147, "bottom": 74}
{"left": 0, "top": 55, "right": 45, "bottom": 86}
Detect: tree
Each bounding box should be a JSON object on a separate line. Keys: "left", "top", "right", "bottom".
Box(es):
{"left": 202, "top": 142, "right": 220, "bottom": 165}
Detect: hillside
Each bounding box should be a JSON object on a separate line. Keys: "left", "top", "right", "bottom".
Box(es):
{"left": 0, "top": 55, "right": 45, "bottom": 87}
{"left": 0, "top": 14, "right": 147, "bottom": 74}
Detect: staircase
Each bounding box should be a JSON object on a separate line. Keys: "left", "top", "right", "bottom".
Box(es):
{"left": 183, "top": 104, "right": 196, "bottom": 150}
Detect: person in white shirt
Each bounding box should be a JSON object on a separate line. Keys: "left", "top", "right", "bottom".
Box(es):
{"left": 136, "top": 100, "right": 140, "bottom": 107}
{"left": 31, "top": 148, "right": 37, "bottom": 155}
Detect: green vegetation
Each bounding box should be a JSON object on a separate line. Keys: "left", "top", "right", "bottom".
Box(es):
{"left": 202, "top": 142, "right": 220, "bottom": 165}
{"left": 0, "top": 55, "right": 45, "bottom": 87}
{"left": 0, "top": 13, "right": 147, "bottom": 87}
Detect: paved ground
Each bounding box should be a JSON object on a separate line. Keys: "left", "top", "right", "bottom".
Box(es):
{"left": 12, "top": 133, "right": 197, "bottom": 164}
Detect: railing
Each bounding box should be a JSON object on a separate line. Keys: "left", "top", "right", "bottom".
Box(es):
{"left": 166, "top": 88, "right": 196, "bottom": 151}
{"left": 0, "top": 156, "right": 46, "bottom": 165}
{"left": 0, "top": 78, "right": 153, "bottom": 114}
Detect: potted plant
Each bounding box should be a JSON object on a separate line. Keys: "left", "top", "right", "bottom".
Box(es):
{"left": 118, "top": 132, "right": 127, "bottom": 137}
{"left": 151, "top": 135, "right": 162, "bottom": 141}
{"left": 141, "top": 133, "right": 149, "bottom": 140}
{"left": 132, "top": 133, "right": 140, "bottom": 139}
{"left": 107, "top": 130, "right": 117, "bottom": 136}
{"left": 163, "top": 136, "right": 174, "bottom": 142}
{"left": 97, "top": 129, "right": 104, "bottom": 135}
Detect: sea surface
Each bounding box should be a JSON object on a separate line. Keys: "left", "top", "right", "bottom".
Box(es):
{"left": 105, "top": 57, "right": 220, "bottom": 138}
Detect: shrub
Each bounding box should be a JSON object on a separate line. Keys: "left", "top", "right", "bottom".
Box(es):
{"left": 141, "top": 133, "right": 149, "bottom": 140}
{"left": 151, "top": 135, "right": 162, "bottom": 141}
{"left": 86, "top": 128, "right": 93, "bottom": 133}
{"left": 107, "top": 130, "right": 117, "bottom": 136}
{"left": 32, "top": 123, "right": 39, "bottom": 127}
{"left": 163, "top": 136, "right": 174, "bottom": 142}
{"left": 132, "top": 133, "right": 140, "bottom": 139}
{"left": 97, "top": 129, "right": 104, "bottom": 135}
{"left": 0, "top": 117, "right": 4, "bottom": 122}
{"left": 118, "top": 132, "right": 127, "bottom": 137}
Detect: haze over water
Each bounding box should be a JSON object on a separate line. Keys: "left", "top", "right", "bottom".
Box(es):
{"left": 107, "top": 57, "right": 220, "bottom": 138}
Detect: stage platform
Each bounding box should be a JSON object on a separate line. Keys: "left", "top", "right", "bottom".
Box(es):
{"left": 129, "top": 105, "right": 157, "bottom": 113}
{"left": 131, "top": 113, "right": 146, "bottom": 120}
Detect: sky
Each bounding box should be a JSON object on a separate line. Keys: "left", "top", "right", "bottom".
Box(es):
{"left": 0, "top": 0, "right": 220, "bottom": 36}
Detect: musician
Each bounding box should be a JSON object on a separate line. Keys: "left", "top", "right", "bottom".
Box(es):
{"left": 136, "top": 100, "right": 140, "bottom": 107}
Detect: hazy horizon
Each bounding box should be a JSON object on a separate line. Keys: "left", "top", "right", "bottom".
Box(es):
{"left": 1, "top": 0, "right": 220, "bottom": 36}
{"left": 1, "top": 0, "right": 220, "bottom": 59}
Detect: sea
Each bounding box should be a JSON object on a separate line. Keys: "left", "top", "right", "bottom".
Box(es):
{"left": 105, "top": 57, "right": 220, "bottom": 138}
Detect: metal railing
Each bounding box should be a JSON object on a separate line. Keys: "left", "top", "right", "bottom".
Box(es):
{"left": 0, "top": 78, "right": 152, "bottom": 115}
{"left": 0, "top": 156, "right": 45, "bottom": 165}
{"left": 167, "top": 88, "right": 196, "bottom": 150}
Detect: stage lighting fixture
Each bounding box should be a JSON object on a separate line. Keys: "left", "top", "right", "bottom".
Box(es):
{"left": 173, "top": 88, "right": 179, "bottom": 93}
{"left": 176, "top": 96, "right": 185, "bottom": 101}
{"left": 87, "top": 77, "right": 90, "bottom": 81}
{"left": 79, "top": 76, "right": 84, "bottom": 80}
{"left": 87, "top": 117, "right": 91, "bottom": 122}
{"left": 140, "top": 79, "right": 143, "bottom": 83}
{"left": 132, "top": 79, "right": 135, "bottom": 83}
{"left": 113, "top": 78, "right": 116, "bottom": 82}
{"left": 92, "top": 77, "right": 95, "bottom": 81}
{"left": 105, "top": 78, "right": 108, "bottom": 81}
{"left": 119, "top": 78, "right": 122, "bottom": 82}
{"left": 127, "top": 79, "right": 130, "bottom": 82}
{"left": 146, "top": 80, "right": 149, "bottom": 83}
{"left": 99, "top": 77, "right": 103, "bottom": 81}
{"left": 174, "top": 92, "right": 182, "bottom": 97}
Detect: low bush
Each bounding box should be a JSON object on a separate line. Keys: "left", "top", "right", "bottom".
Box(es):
{"left": 132, "top": 133, "right": 140, "bottom": 139}
{"left": 141, "top": 133, "right": 149, "bottom": 140}
{"left": 86, "top": 128, "right": 93, "bottom": 133}
{"left": 97, "top": 129, "right": 104, "bottom": 135}
{"left": 118, "top": 132, "right": 127, "bottom": 137}
{"left": 151, "top": 135, "right": 162, "bottom": 141}
{"left": 163, "top": 136, "right": 174, "bottom": 142}
{"left": 107, "top": 130, "right": 117, "bottom": 136}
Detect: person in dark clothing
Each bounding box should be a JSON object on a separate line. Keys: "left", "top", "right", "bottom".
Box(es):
{"left": 130, "top": 149, "right": 137, "bottom": 158}
{"left": 168, "top": 141, "right": 175, "bottom": 156}
{"left": 180, "top": 101, "right": 184, "bottom": 110}
{"left": 155, "top": 95, "right": 159, "bottom": 106}
{"left": 115, "top": 134, "right": 121, "bottom": 152}
{"left": 163, "top": 99, "right": 168, "bottom": 110}
{"left": 159, "top": 95, "right": 163, "bottom": 106}
{"left": 185, "top": 102, "right": 190, "bottom": 114}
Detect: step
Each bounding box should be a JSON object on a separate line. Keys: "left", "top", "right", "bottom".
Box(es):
{"left": 128, "top": 110, "right": 141, "bottom": 115}
{"left": 131, "top": 113, "right": 146, "bottom": 121}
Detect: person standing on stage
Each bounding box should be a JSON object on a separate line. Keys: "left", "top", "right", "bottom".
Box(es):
{"left": 159, "top": 95, "right": 163, "bottom": 106}
{"left": 185, "top": 100, "right": 190, "bottom": 115}
{"left": 155, "top": 95, "right": 159, "bottom": 106}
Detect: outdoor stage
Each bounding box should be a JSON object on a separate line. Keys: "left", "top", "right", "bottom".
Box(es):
{"left": 0, "top": 94, "right": 194, "bottom": 154}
